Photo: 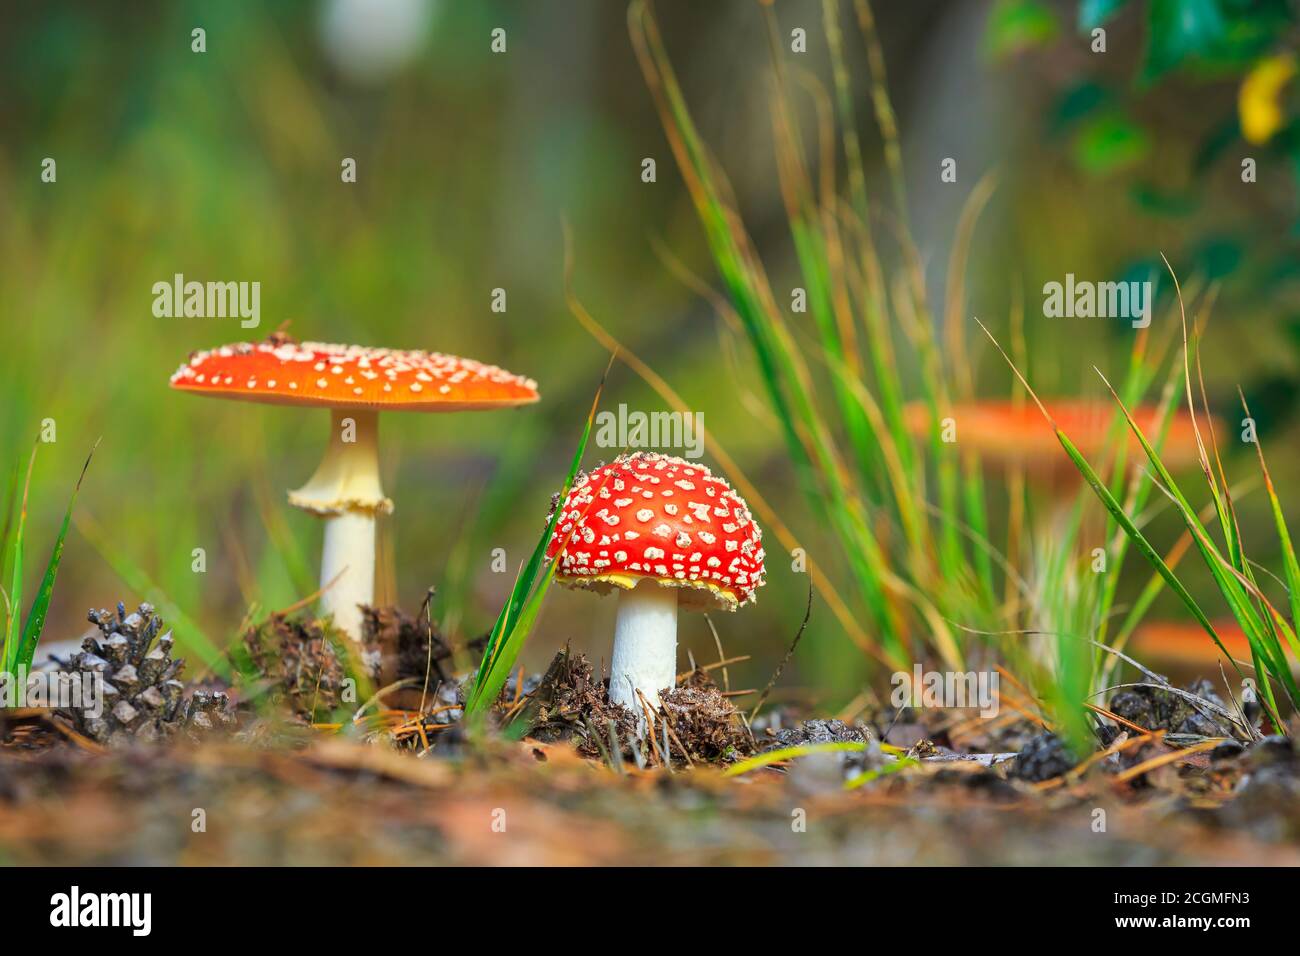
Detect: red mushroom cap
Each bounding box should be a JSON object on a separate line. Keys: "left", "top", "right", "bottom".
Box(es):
{"left": 545, "top": 452, "right": 765, "bottom": 611}
{"left": 169, "top": 338, "right": 539, "bottom": 410}
{"left": 903, "top": 399, "right": 1207, "bottom": 471}
{"left": 1131, "top": 618, "right": 1256, "bottom": 668}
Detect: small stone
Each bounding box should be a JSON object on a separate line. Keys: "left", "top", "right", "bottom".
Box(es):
{"left": 1211, "top": 739, "right": 1246, "bottom": 762}
{"left": 1012, "top": 733, "right": 1076, "bottom": 782}
{"left": 1249, "top": 735, "right": 1297, "bottom": 769}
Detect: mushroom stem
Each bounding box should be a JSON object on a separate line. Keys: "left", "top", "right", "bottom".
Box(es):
{"left": 289, "top": 408, "right": 390, "bottom": 644}
{"left": 319, "top": 510, "right": 376, "bottom": 643}
{"left": 609, "top": 581, "right": 679, "bottom": 716}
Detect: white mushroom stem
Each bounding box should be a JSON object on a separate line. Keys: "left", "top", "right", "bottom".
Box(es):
{"left": 288, "top": 408, "right": 392, "bottom": 644}
{"left": 609, "top": 581, "right": 679, "bottom": 717}
{"left": 318, "top": 511, "right": 376, "bottom": 644}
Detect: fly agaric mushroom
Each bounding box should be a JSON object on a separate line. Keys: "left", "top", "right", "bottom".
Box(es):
{"left": 170, "top": 336, "right": 538, "bottom": 642}
{"left": 1131, "top": 619, "right": 1257, "bottom": 671}
{"left": 903, "top": 399, "right": 1205, "bottom": 475}
{"left": 545, "top": 452, "right": 765, "bottom": 715}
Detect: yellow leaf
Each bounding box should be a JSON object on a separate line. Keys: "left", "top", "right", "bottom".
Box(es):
{"left": 1239, "top": 54, "right": 1296, "bottom": 145}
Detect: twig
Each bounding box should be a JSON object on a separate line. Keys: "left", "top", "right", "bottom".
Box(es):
{"left": 747, "top": 583, "right": 813, "bottom": 722}
{"left": 606, "top": 718, "right": 625, "bottom": 775}
{"left": 704, "top": 614, "right": 730, "bottom": 692}
{"left": 419, "top": 586, "right": 437, "bottom": 714}
{"left": 634, "top": 689, "right": 668, "bottom": 768}
{"left": 585, "top": 716, "right": 614, "bottom": 768}
{"left": 675, "top": 655, "right": 750, "bottom": 681}
{"left": 1113, "top": 737, "right": 1223, "bottom": 784}
{"left": 1084, "top": 701, "right": 1152, "bottom": 736}
{"left": 655, "top": 698, "right": 697, "bottom": 769}
{"left": 273, "top": 566, "right": 349, "bottom": 618}
{"left": 350, "top": 678, "right": 420, "bottom": 723}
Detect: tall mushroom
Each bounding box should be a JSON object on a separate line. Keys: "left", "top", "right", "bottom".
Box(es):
{"left": 546, "top": 452, "right": 765, "bottom": 714}
{"left": 170, "top": 336, "right": 539, "bottom": 642}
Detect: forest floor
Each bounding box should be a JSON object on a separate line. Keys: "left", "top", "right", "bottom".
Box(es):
{"left": 2, "top": 606, "right": 1298, "bottom": 866}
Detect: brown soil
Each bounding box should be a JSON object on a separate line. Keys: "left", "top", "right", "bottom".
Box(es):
{"left": 3, "top": 715, "right": 1299, "bottom": 865}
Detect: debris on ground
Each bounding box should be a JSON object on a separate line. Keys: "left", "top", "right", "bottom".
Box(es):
{"left": 659, "top": 671, "right": 753, "bottom": 763}
{"left": 1108, "top": 679, "right": 1238, "bottom": 738}
{"left": 241, "top": 612, "right": 369, "bottom": 721}
{"left": 1011, "top": 732, "right": 1077, "bottom": 782}
{"left": 359, "top": 603, "right": 472, "bottom": 705}
{"left": 5, "top": 598, "right": 1300, "bottom": 864}
{"left": 1214, "top": 735, "right": 1300, "bottom": 841}
{"left": 519, "top": 649, "right": 751, "bottom": 766}
{"left": 766, "top": 718, "right": 870, "bottom": 749}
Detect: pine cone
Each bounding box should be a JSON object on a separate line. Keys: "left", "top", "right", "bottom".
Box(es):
{"left": 59, "top": 602, "right": 235, "bottom": 745}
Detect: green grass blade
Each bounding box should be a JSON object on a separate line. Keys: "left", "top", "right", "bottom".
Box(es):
{"left": 74, "top": 511, "right": 228, "bottom": 677}
{"left": 1242, "top": 389, "right": 1300, "bottom": 661}
{"left": 842, "top": 754, "right": 919, "bottom": 790}
{"left": 1089, "top": 368, "right": 1297, "bottom": 702}
{"left": 0, "top": 460, "right": 20, "bottom": 594}
{"left": 974, "top": 318, "right": 1241, "bottom": 704}
{"left": 471, "top": 557, "right": 561, "bottom": 723}
{"left": 16, "top": 441, "right": 98, "bottom": 671}
{"left": 465, "top": 366, "right": 607, "bottom": 717}
{"left": 3, "top": 446, "right": 36, "bottom": 675}
{"left": 723, "top": 740, "right": 867, "bottom": 776}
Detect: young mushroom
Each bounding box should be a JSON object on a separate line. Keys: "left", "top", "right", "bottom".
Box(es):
{"left": 545, "top": 452, "right": 765, "bottom": 716}
{"left": 170, "top": 336, "right": 538, "bottom": 642}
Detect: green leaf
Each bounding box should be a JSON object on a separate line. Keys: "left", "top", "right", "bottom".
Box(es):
{"left": 1130, "top": 182, "right": 1199, "bottom": 216}
{"left": 985, "top": 0, "right": 1060, "bottom": 60}
{"left": 1143, "top": 0, "right": 1227, "bottom": 82}
{"left": 1073, "top": 112, "right": 1150, "bottom": 173}
{"left": 1048, "top": 82, "right": 1111, "bottom": 139}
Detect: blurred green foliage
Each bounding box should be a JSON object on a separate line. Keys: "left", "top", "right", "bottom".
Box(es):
{"left": 987, "top": 0, "right": 1300, "bottom": 447}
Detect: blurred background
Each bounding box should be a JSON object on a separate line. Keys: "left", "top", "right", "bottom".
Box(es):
{"left": 2, "top": 0, "right": 1298, "bottom": 706}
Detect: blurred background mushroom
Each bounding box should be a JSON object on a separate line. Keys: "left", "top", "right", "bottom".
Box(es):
{"left": 903, "top": 399, "right": 1205, "bottom": 482}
